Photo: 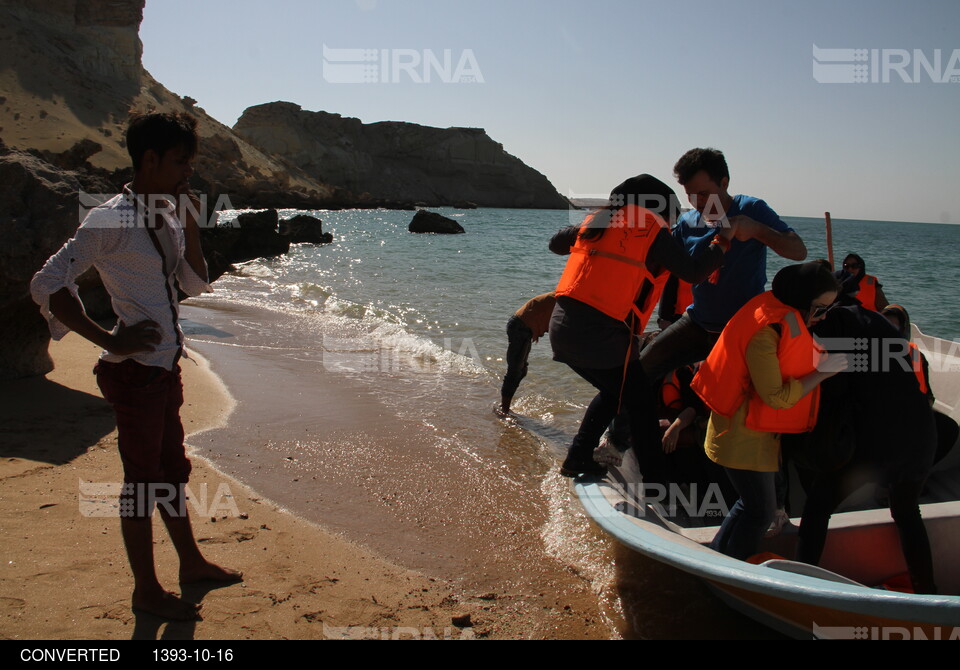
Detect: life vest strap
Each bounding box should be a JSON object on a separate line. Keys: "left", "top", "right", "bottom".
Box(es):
{"left": 571, "top": 246, "right": 649, "bottom": 269}
{"left": 782, "top": 311, "right": 802, "bottom": 338}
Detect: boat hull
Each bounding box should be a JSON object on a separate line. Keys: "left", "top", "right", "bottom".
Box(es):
{"left": 575, "top": 471, "right": 960, "bottom": 639}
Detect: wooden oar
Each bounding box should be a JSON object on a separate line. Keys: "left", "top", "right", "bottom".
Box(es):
{"left": 824, "top": 211, "right": 835, "bottom": 269}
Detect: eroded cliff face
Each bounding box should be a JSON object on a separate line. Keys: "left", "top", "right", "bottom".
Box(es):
{"left": 3, "top": 0, "right": 145, "bottom": 81}
{"left": 0, "top": 0, "right": 333, "bottom": 379}
{"left": 0, "top": 0, "right": 570, "bottom": 378}
{"left": 0, "top": 0, "right": 333, "bottom": 205}
{"left": 234, "top": 102, "right": 570, "bottom": 210}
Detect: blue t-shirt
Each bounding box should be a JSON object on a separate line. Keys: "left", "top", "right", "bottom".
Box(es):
{"left": 674, "top": 194, "right": 793, "bottom": 332}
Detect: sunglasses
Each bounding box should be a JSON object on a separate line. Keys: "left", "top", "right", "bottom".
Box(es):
{"left": 843, "top": 262, "right": 862, "bottom": 269}
{"left": 811, "top": 301, "right": 838, "bottom": 319}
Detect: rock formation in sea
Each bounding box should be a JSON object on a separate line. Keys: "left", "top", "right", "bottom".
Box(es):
{"left": 408, "top": 211, "right": 466, "bottom": 235}
{"left": 233, "top": 102, "right": 571, "bottom": 210}
{"left": 201, "top": 211, "right": 333, "bottom": 283}
{"left": 279, "top": 215, "right": 333, "bottom": 246}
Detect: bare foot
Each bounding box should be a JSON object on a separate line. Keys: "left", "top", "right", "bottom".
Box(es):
{"left": 180, "top": 560, "right": 244, "bottom": 585}
{"left": 132, "top": 588, "right": 201, "bottom": 621}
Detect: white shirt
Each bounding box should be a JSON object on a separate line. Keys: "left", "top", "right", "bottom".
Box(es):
{"left": 30, "top": 187, "right": 212, "bottom": 370}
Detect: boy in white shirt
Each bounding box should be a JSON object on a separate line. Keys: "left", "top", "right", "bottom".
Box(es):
{"left": 31, "top": 112, "right": 242, "bottom": 620}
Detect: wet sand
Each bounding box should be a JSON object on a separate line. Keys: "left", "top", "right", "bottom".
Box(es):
{"left": 0, "top": 302, "right": 779, "bottom": 639}
{"left": 178, "top": 299, "right": 617, "bottom": 637}
{"left": 0, "top": 329, "right": 612, "bottom": 639}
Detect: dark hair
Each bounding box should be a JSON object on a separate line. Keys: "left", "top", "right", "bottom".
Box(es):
{"left": 881, "top": 304, "right": 911, "bottom": 339}
{"left": 580, "top": 174, "right": 680, "bottom": 242}
{"left": 772, "top": 260, "right": 840, "bottom": 312}
{"left": 673, "top": 147, "right": 729, "bottom": 186}
{"left": 126, "top": 111, "right": 199, "bottom": 171}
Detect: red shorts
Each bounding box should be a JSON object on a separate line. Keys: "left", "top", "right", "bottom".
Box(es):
{"left": 95, "top": 359, "right": 191, "bottom": 517}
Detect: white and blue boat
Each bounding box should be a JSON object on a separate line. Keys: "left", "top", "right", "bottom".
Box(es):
{"left": 575, "top": 326, "right": 960, "bottom": 639}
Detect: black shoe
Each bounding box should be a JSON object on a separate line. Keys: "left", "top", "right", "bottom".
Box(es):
{"left": 560, "top": 453, "right": 607, "bottom": 479}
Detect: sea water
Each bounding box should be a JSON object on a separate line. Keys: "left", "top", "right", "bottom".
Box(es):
{"left": 196, "top": 208, "right": 960, "bottom": 438}
{"left": 181, "top": 208, "right": 960, "bottom": 637}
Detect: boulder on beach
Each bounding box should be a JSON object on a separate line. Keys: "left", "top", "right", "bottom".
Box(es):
{"left": 0, "top": 149, "right": 83, "bottom": 379}
{"left": 408, "top": 210, "right": 465, "bottom": 235}
{"left": 279, "top": 214, "right": 333, "bottom": 245}
{"left": 200, "top": 209, "right": 290, "bottom": 281}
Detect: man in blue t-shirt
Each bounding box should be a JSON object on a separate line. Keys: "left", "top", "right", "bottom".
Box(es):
{"left": 639, "top": 148, "right": 807, "bottom": 381}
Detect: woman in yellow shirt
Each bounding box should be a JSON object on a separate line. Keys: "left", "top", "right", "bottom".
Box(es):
{"left": 692, "top": 262, "right": 847, "bottom": 560}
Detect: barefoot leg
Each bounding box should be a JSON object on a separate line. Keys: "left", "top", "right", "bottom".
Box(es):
{"left": 157, "top": 499, "right": 243, "bottom": 584}
{"left": 121, "top": 515, "right": 200, "bottom": 620}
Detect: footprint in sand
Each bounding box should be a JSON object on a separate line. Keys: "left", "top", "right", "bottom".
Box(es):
{"left": 0, "top": 597, "right": 26, "bottom": 610}
{"left": 197, "top": 528, "right": 257, "bottom": 544}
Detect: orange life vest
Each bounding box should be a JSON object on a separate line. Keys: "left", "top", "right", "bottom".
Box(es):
{"left": 691, "top": 291, "right": 821, "bottom": 433}
{"left": 555, "top": 205, "right": 668, "bottom": 329}
{"left": 676, "top": 279, "right": 694, "bottom": 314}
{"left": 660, "top": 370, "right": 685, "bottom": 413}
{"left": 857, "top": 275, "right": 879, "bottom": 311}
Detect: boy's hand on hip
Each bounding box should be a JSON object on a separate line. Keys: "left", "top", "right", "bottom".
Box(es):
{"left": 109, "top": 320, "right": 162, "bottom": 355}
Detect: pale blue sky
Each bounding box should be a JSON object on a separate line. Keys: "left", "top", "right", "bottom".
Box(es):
{"left": 141, "top": 0, "right": 960, "bottom": 223}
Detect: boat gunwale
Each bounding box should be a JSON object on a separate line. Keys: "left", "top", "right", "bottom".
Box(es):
{"left": 574, "top": 479, "right": 960, "bottom": 625}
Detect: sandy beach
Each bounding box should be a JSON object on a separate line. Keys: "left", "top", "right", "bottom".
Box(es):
{"left": 0, "top": 332, "right": 613, "bottom": 640}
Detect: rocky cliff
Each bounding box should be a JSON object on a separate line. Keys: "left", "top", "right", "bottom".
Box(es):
{"left": 0, "top": 0, "right": 335, "bottom": 209}
{"left": 0, "top": 0, "right": 339, "bottom": 379}
{"left": 0, "top": 0, "right": 570, "bottom": 378}
{"left": 234, "top": 102, "right": 570, "bottom": 210}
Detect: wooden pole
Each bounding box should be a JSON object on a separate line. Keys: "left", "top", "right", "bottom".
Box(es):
{"left": 825, "top": 211, "right": 835, "bottom": 270}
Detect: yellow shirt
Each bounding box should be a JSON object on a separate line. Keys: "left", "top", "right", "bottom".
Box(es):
{"left": 704, "top": 326, "right": 807, "bottom": 472}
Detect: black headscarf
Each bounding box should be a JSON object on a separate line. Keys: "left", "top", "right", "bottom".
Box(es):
{"left": 609, "top": 174, "right": 682, "bottom": 226}
{"left": 880, "top": 304, "right": 912, "bottom": 340}
{"left": 582, "top": 174, "right": 681, "bottom": 241}
{"left": 834, "top": 253, "right": 866, "bottom": 302}
{"left": 772, "top": 261, "right": 839, "bottom": 312}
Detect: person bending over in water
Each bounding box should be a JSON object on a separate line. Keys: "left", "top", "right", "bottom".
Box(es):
{"left": 500, "top": 291, "right": 556, "bottom": 414}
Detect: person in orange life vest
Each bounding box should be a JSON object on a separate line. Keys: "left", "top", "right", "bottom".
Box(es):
{"left": 549, "top": 174, "right": 730, "bottom": 480}
{"left": 638, "top": 148, "right": 808, "bottom": 386}
{"left": 658, "top": 362, "right": 703, "bottom": 455}
{"left": 654, "top": 359, "right": 736, "bottom": 499}
{"left": 499, "top": 292, "right": 556, "bottom": 414}
{"left": 880, "top": 304, "right": 932, "bottom": 402}
{"left": 692, "top": 262, "right": 847, "bottom": 560}
{"left": 879, "top": 304, "right": 958, "bottom": 465}
{"left": 834, "top": 253, "right": 888, "bottom": 312}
